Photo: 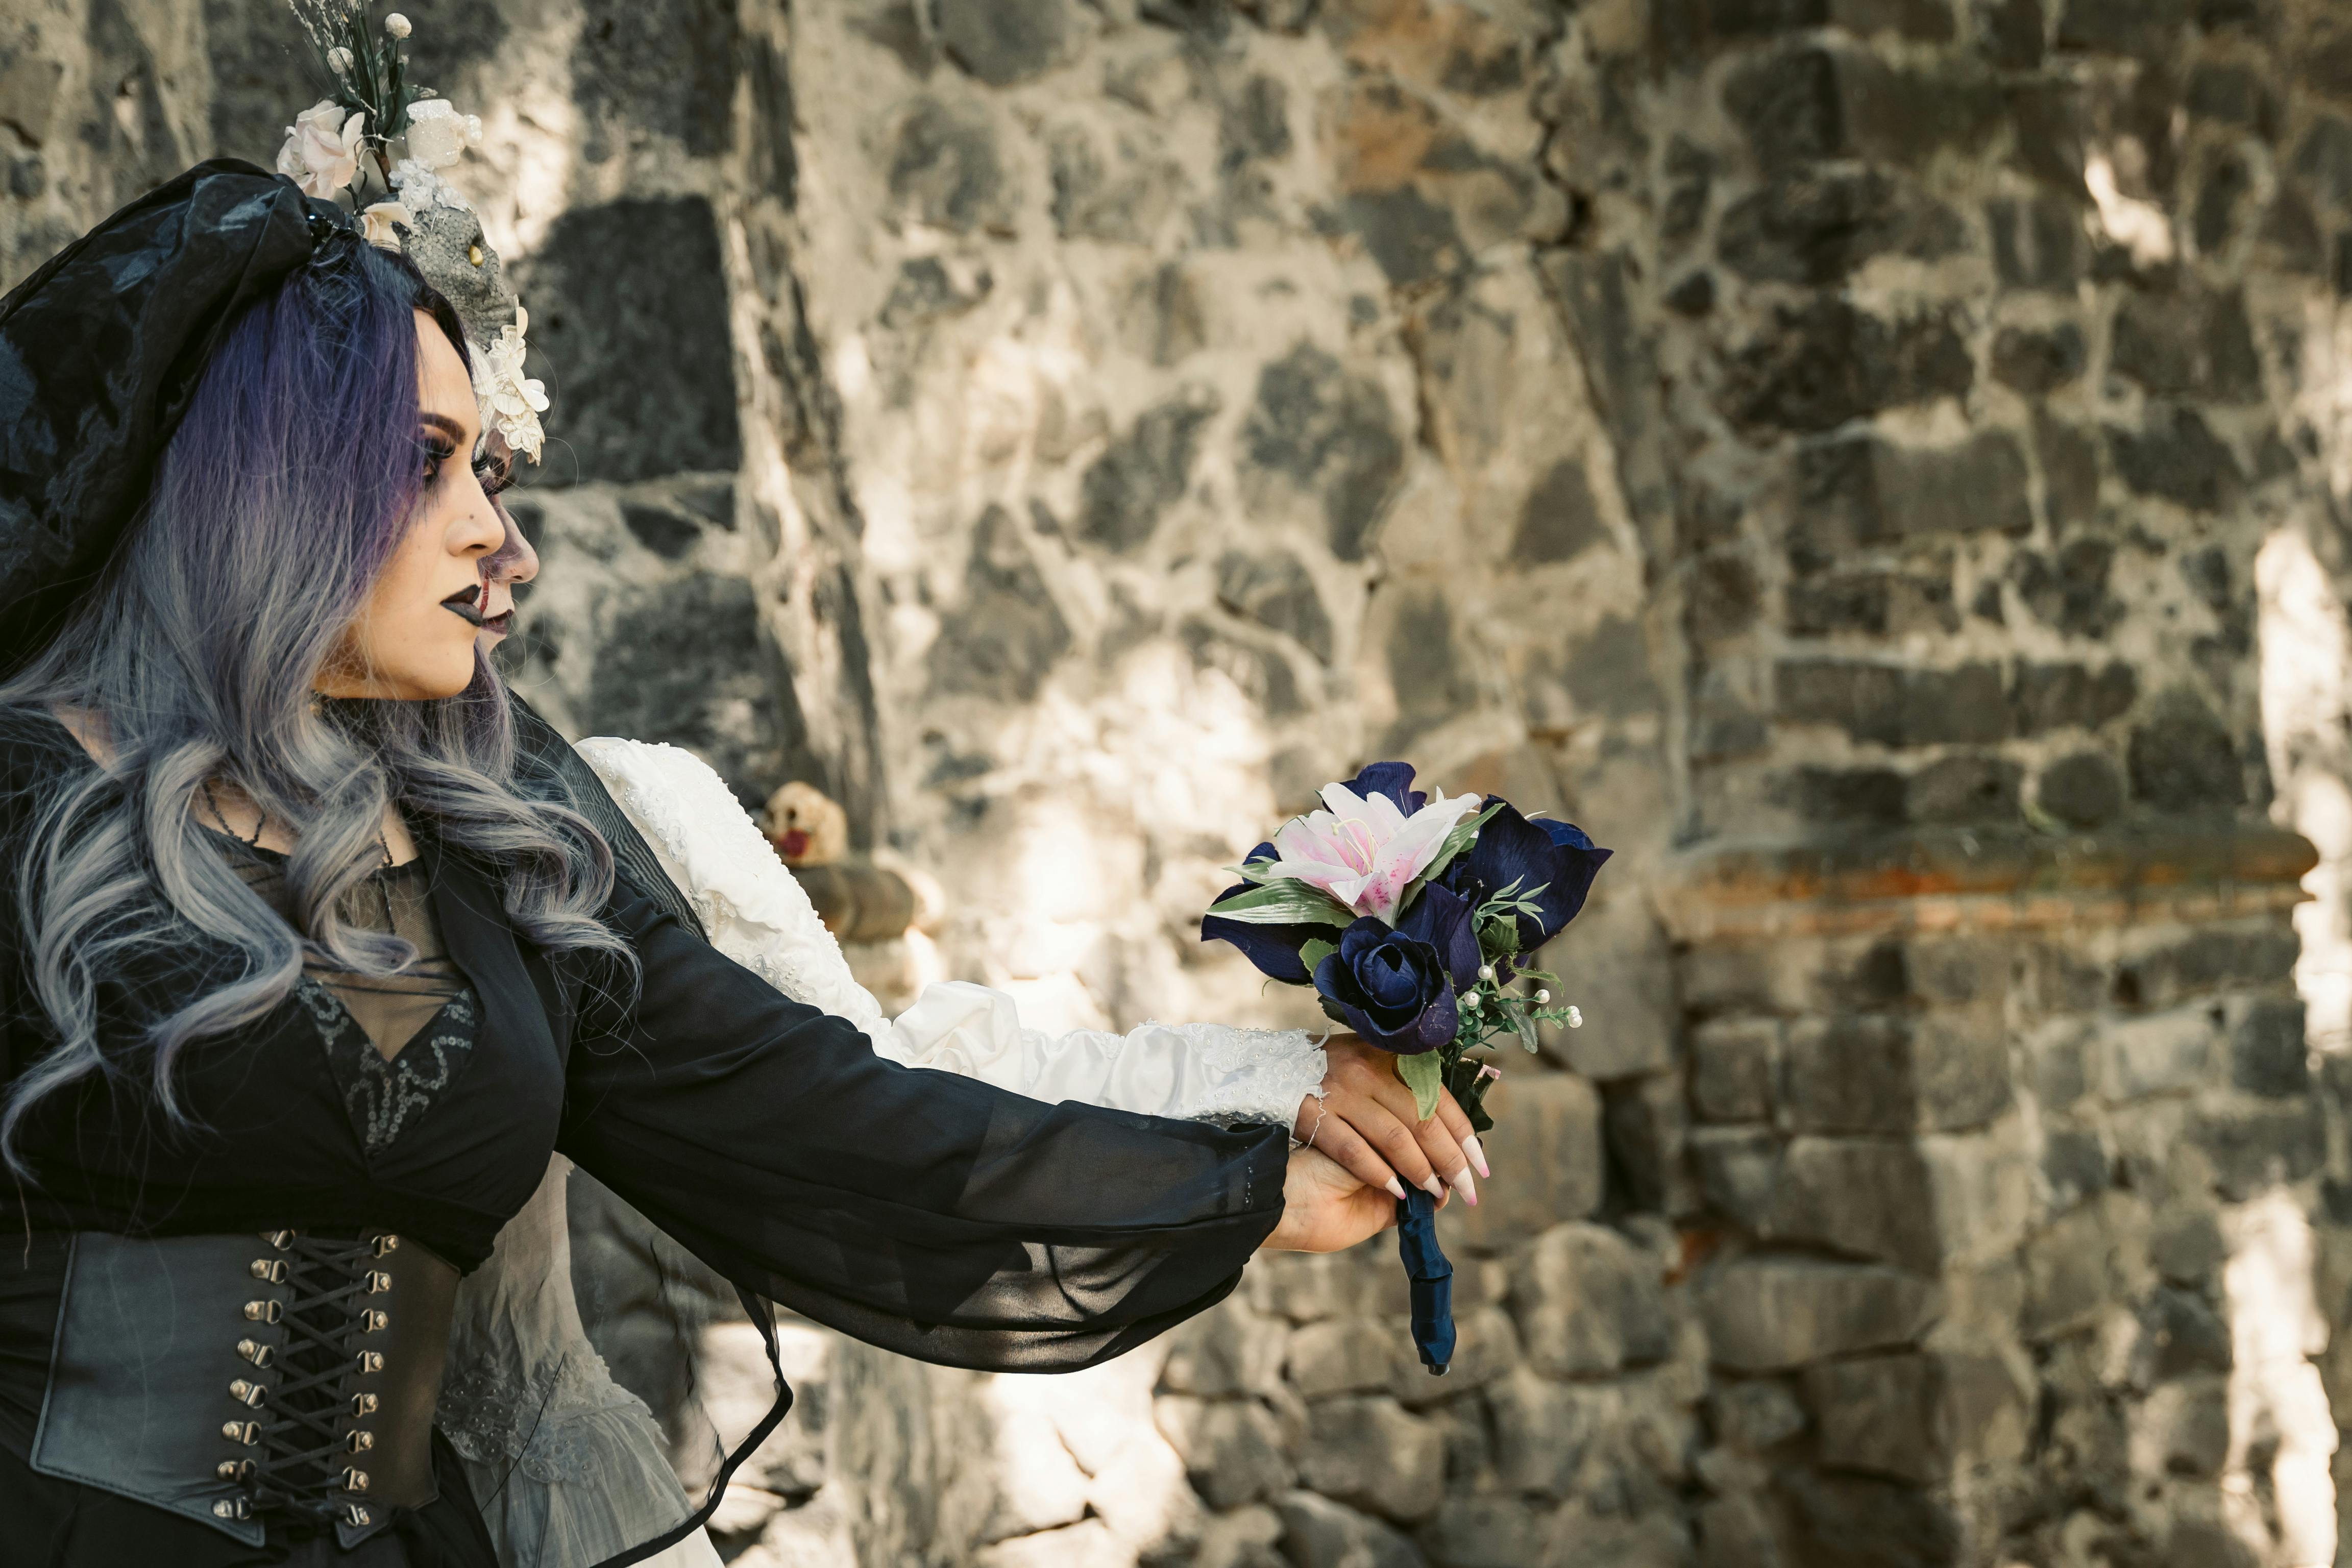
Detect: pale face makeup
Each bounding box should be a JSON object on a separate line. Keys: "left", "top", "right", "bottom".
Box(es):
{"left": 313, "top": 311, "right": 506, "bottom": 702}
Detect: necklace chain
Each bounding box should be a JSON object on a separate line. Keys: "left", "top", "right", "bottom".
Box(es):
{"left": 203, "top": 780, "right": 399, "bottom": 926}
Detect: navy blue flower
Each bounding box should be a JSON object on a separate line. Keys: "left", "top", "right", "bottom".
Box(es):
{"left": 1437, "top": 801, "right": 1611, "bottom": 952}
{"left": 1201, "top": 840, "right": 1320, "bottom": 984}
{"left": 1395, "top": 882, "right": 1481, "bottom": 992}
{"left": 1341, "top": 761, "right": 1426, "bottom": 816}
{"left": 1314, "top": 917, "right": 1459, "bottom": 1054}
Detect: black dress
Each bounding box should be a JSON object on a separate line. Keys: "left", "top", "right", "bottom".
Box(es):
{"left": 0, "top": 707, "right": 1288, "bottom": 1564}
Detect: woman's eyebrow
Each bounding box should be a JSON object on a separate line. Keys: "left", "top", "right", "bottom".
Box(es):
{"left": 419, "top": 411, "right": 475, "bottom": 445}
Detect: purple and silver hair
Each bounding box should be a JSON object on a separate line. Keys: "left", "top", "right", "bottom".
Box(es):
{"left": 0, "top": 237, "right": 627, "bottom": 1173}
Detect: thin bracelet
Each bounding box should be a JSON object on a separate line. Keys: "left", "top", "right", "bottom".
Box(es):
{"left": 1291, "top": 1096, "right": 1328, "bottom": 1152}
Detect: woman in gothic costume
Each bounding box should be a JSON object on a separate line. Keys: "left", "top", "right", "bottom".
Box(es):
{"left": 0, "top": 31, "right": 1486, "bottom": 1568}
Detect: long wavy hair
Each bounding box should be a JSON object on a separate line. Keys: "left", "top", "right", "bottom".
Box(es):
{"left": 0, "top": 236, "right": 631, "bottom": 1175}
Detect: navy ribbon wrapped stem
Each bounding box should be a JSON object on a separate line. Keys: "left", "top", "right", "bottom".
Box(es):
{"left": 1394, "top": 1188, "right": 1455, "bottom": 1375}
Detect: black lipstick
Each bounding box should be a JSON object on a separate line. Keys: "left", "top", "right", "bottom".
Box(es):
{"left": 440, "top": 585, "right": 485, "bottom": 627}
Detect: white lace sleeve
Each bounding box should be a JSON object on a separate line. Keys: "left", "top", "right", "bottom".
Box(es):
{"left": 575, "top": 737, "right": 1328, "bottom": 1130}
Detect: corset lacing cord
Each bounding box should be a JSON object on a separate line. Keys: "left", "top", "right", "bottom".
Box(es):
{"left": 215, "top": 1230, "right": 396, "bottom": 1530}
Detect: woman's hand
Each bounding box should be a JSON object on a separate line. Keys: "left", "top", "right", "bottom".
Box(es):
{"left": 1295, "top": 1036, "right": 1485, "bottom": 1207}
{"left": 1260, "top": 1144, "right": 1402, "bottom": 1253}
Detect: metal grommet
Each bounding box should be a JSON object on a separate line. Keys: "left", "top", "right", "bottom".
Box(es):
{"left": 248, "top": 1258, "right": 287, "bottom": 1283}
{"left": 355, "top": 1350, "right": 384, "bottom": 1374}
{"left": 373, "top": 1234, "right": 400, "bottom": 1257}
{"left": 361, "top": 1309, "right": 389, "bottom": 1332}
{"left": 222, "top": 1420, "right": 259, "bottom": 1445}
{"left": 228, "top": 1379, "right": 267, "bottom": 1408}
{"left": 243, "top": 1300, "right": 283, "bottom": 1324}
{"left": 351, "top": 1392, "right": 379, "bottom": 1416}
{"left": 348, "top": 1429, "right": 374, "bottom": 1453}
{"left": 236, "top": 1339, "right": 273, "bottom": 1367}
{"left": 345, "top": 1504, "right": 372, "bottom": 1527}
{"left": 342, "top": 1467, "right": 370, "bottom": 1492}
{"left": 365, "top": 1269, "right": 393, "bottom": 1294}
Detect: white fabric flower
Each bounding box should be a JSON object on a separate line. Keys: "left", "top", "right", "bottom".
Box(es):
{"left": 327, "top": 45, "right": 354, "bottom": 75}
{"left": 357, "top": 200, "right": 412, "bottom": 251}
{"left": 404, "top": 100, "right": 471, "bottom": 170}
{"left": 473, "top": 305, "right": 549, "bottom": 462}
{"left": 276, "top": 100, "right": 366, "bottom": 199}
{"left": 385, "top": 12, "right": 412, "bottom": 38}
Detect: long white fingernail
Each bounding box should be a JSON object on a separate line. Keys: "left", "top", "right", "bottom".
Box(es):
{"left": 1385, "top": 1177, "right": 1406, "bottom": 1200}
{"left": 1463, "top": 1134, "right": 1488, "bottom": 1179}
{"left": 1451, "top": 1167, "right": 1478, "bottom": 1207}
{"left": 1423, "top": 1175, "right": 1446, "bottom": 1200}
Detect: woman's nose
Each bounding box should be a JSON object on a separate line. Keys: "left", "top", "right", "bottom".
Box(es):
{"left": 484, "top": 499, "right": 539, "bottom": 584}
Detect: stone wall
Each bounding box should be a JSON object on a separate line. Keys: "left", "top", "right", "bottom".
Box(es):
{"left": 10, "top": 1, "right": 2352, "bottom": 1565}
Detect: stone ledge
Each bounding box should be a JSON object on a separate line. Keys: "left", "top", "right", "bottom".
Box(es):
{"left": 791, "top": 860, "right": 918, "bottom": 943}
{"left": 1656, "top": 822, "right": 2316, "bottom": 943}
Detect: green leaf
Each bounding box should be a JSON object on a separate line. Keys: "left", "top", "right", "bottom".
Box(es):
{"left": 1299, "top": 937, "right": 1338, "bottom": 973}
{"left": 1480, "top": 917, "right": 1522, "bottom": 957}
{"left": 1205, "top": 878, "right": 1357, "bottom": 928}
{"left": 1513, "top": 1012, "right": 1539, "bottom": 1053}
{"left": 1396, "top": 1050, "right": 1447, "bottom": 1123}
{"left": 1417, "top": 801, "right": 1507, "bottom": 890}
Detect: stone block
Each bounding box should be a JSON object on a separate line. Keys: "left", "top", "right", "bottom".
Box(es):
{"left": 2034, "top": 410, "right": 2103, "bottom": 528}
{"left": 1287, "top": 1317, "right": 1404, "bottom": 1399}
{"left": 1780, "top": 1469, "right": 1962, "bottom": 1568}
{"left": 1296, "top": 1398, "right": 1445, "bottom": 1523}
{"left": 1906, "top": 754, "right": 2021, "bottom": 824}
{"left": 1717, "top": 167, "right": 1965, "bottom": 285}
{"left": 2054, "top": 0, "right": 2187, "bottom": 54}
{"left": 1155, "top": 1395, "right": 1294, "bottom": 1509}
{"left": 1238, "top": 343, "right": 1405, "bottom": 562}
{"left": 1719, "top": 300, "right": 1972, "bottom": 435}
{"left": 1784, "top": 766, "right": 1906, "bottom": 824}
{"left": 887, "top": 96, "right": 1015, "bottom": 234}
{"left": 2010, "top": 538, "right": 2123, "bottom": 640}
{"left": 1700, "top": 1258, "right": 1941, "bottom": 1372}
{"left": 2150, "top": 1209, "right": 2225, "bottom": 1287}
{"left": 1423, "top": 1496, "right": 1552, "bottom": 1568}
{"left": 2128, "top": 1286, "right": 2233, "bottom": 1384}
{"left": 1272, "top": 1491, "right": 1430, "bottom": 1568}
{"left": 1696, "top": 1491, "right": 1784, "bottom": 1568}
{"left": 1693, "top": 1128, "right": 1782, "bottom": 1232}
{"left": 2099, "top": 1008, "right": 2218, "bottom": 1102}
{"left": 1437, "top": 1073, "right": 1603, "bottom": 1254}
{"left": 1774, "top": 660, "right": 2006, "bottom": 748}
{"left": 2126, "top": 689, "right": 2244, "bottom": 812}
{"left": 936, "top": 0, "right": 1075, "bottom": 86}
{"left": 1994, "top": 322, "right": 2088, "bottom": 399}
{"left": 1161, "top": 1300, "right": 1288, "bottom": 1399}
{"left": 1079, "top": 389, "right": 1218, "bottom": 553}
{"left": 929, "top": 506, "right": 1073, "bottom": 702}
{"left": 1802, "top": 1353, "right": 1944, "bottom": 1483}
{"left": 1709, "top": 1377, "right": 1807, "bottom": 1452}
{"left": 1693, "top": 1019, "right": 1776, "bottom": 1123}
{"left": 517, "top": 197, "right": 740, "bottom": 483}
{"left": 2228, "top": 995, "right": 2309, "bottom": 1098}
{"left": 2193, "top": 1100, "right": 2325, "bottom": 1199}
{"left": 1194, "top": 1506, "right": 1286, "bottom": 1568}
{"left": 1767, "top": 1138, "right": 1941, "bottom": 1271}
{"left": 2035, "top": 752, "right": 2123, "bottom": 828}
{"left": 1788, "top": 432, "right": 2031, "bottom": 571}
{"left": 974, "top": 1519, "right": 1137, "bottom": 1568}
{"left": 1485, "top": 1369, "right": 1607, "bottom": 1497}
{"left": 2129, "top": 1377, "right": 2230, "bottom": 1478}
{"left": 2108, "top": 407, "right": 2243, "bottom": 513}
{"left": 2021, "top": 1194, "right": 2147, "bottom": 1339}
{"left": 2109, "top": 285, "right": 2265, "bottom": 404}
{"left": 571, "top": 0, "right": 739, "bottom": 157}
{"left": 1509, "top": 1222, "right": 1672, "bottom": 1377}
{"left": 2009, "top": 661, "right": 2138, "bottom": 736}
{"left": 1216, "top": 551, "right": 1334, "bottom": 664}
{"left": 1781, "top": 1012, "right": 2007, "bottom": 1135}
{"left": 1989, "top": 195, "right": 2085, "bottom": 291}
{"left": 578, "top": 573, "right": 780, "bottom": 797}
{"left": 1607, "top": 1074, "right": 1698, "bottom": 1216}
{"left": 2042, "top": 1124, "right": 2110, "bottom": 1212}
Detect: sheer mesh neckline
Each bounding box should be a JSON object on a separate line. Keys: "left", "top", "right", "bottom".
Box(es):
{"left": 217, "top": 838, "right": 470, "bottom": 1068}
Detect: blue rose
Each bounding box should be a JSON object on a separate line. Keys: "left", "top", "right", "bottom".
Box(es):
{"left": 1314, "top": 917, "right": 1459, "bottom": 1055}
{"left": 1437, "top": 801, "right": 1611, "bottom": 952}
{"left": 1395, "top": 882, "right": 1481, "bottom": 991}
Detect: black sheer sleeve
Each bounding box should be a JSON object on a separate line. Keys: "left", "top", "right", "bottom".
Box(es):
{"left": 554, "top": 875, "right": 1288, "bottom": 1373}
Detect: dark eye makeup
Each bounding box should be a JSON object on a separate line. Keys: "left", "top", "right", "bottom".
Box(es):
{"left": 417, "top": 424, "right": 514, "bottom": 497}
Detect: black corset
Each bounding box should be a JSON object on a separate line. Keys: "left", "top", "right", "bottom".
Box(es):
{"left": 22, "top": 1228, "right": 457, "bottom": 1549}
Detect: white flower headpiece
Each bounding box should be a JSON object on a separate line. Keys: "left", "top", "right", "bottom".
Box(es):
{"left": 275, "top": 1, "right": 546, "bottom": 464}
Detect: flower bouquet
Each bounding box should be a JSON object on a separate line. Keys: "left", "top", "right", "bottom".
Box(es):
{"left": 1202, "top": 763, "right": 1609, "bottom": 1371}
